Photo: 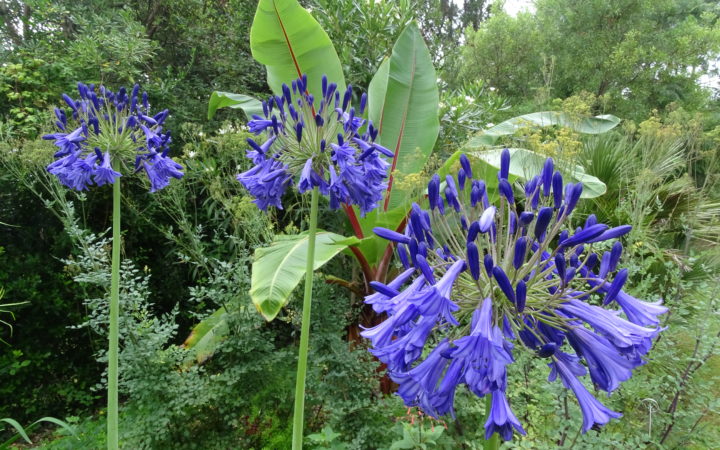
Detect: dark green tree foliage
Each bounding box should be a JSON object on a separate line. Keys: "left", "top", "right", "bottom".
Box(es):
{"left": 310, "top": 0, "right": 489, "bottom": 89}
{"left": 460, "top": 0, "right": 720, "bottom": 118}
{"left": 0, "top": 0, "right": 267, "bottom": 139}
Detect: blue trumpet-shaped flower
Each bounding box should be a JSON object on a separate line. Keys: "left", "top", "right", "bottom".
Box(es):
{"left": 44, "top": 83, "right": 182, "bottom": 191}
{"left": 237, "top": 75, "right": 390, "bottom": 214}
{"left": 363, "top": 150, "right": 667, "bottom": 439}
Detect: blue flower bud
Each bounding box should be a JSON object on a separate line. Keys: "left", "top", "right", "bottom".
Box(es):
{"left": 428, "top": 174, "right": 440, "bottom": 210}
{"left": 467, "top": 241, "right": 480, "bottom": 280}
{"left": 542, "top": 158, "right": 554, "bottom": 196}
{"left": 586, "top": 225, "right": 632, "bottom": 244}
{"left": 516, "top": 280, "right": 527, "bottom": 312}
{"left": 586, "top": 253, "right": 599, "bottom": 270}
{"left": 555, "top": 254, "right": 566, "bottom": 281}
{"left": 408, "top": 239, "right": 419, "bottom": 266}
{"left": 342, "top": 85, "right": 352, "bottom": 110}
{"left": 525, "top": 176, "right": 539, "bottom": 197}
{"left": 416, "top": 254, "right": 436, "bottom": 284}
{"left": 484, "top": 254, "right": 494, "bottom": 277}
{"left": 295, "top": 122, "right": 303, "bottom": 142}
{"left": 445, "top": 187, "right": 460, "bottom": 212}
{"left": 479, "top": 206, "right": 496, "bottom": 232}
{"left": 585, "top": 214, "right": 597, "bottom": 228}
{"left": 534, "top": 207, "right": 554, "bottom": 241}
{"left": 373, "top": 142, "right": 394, "bottom": 158}
{"left": 397, "top": 244, "right": 410, "bottom": 269}
{"left": 458, "top": 168, "right": 467, "bottom": 190}
{"left": 559, "top": 224, "right": 608, "bottom": 248}
{"left": 564, "top": 267, "right": 576, "bottom": 285}
{"left": 537, "top": 342, "right": 557, "bottom": 358}
{"left": 499, "top": 148, "right": 510, "bottom": 180}
{"left": 467, "top": 221, "right": 481, "bottom": 243}
{"left": 499, "top": 179, "right": 514, "bottom": 204}
{"left": 609, "top": 241, "right": 623, "bottom": 272}
{"left": 369, "top": 281, "right": 400, "bottom": 297}
{"left": 570, "top": 254, "right": 579, "bottom": 268}
{"left": 599, "top": 251, "right": 611, "bottom": 278}
{"left": 604, "top": 268, "right": 628, "bottom": 304}
{"left": 359, "top": 93, "right": 367, "bottom": 114}
{"left": 565, "top": 183, "right": 583, "bottom": 214}
{"left": 471, "top": 180, "right": 487, "bottom": 207}
{"left": 460, "top": 153, "right": 473, "bottom": 178}
{"left": 493, "top": 266, "right": 516, "bottom": 303}
{"left": 373, "top": 227, "right": 411, "bottom": 244}
{"left": 282, "top": 83, "right": 292, "bottom": 104}
{"left": 514, "top": 237, "right": 527, "bottom": 270}
{"left": 519, "top": 212, "right": 534, "bottom": 226}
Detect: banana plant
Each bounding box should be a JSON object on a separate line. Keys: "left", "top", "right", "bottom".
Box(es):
{"left": 186, "top": 0, "right": 439, "bottom": 362}
{"left": 186, "top": 0, "right": 620, "bottom": 363}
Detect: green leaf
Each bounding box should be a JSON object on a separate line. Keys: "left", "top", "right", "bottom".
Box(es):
{"left": 251, "top": 232, "right": 359, "bottom": 321}
{"left": 367, "top": 57, "right": 390, "bottom": 125}
{"left": 442, "top": 147, "right": 607, "bottom": 199}
{"left": 182, "top": 308, "right": 229, "bottom": 364}
{"left": 250, "top": 0, "right": 345, "bottom": 99}
{"left": 1, "top": 418, "right": 32, "bottom": 444}
{"left": 352, "top": 206, "right": 408, "bottom": 267}
{"left": 207, "top": 91, "right": 263, "bottom": 120}
{"left": 468, "top": 112, "right": 621, "bottom": 147}
{"left": 368, "top": 22, "right": 439, "bottom": 211}
{"left": 31, "top": 417, "right": 77, "bottom": 439}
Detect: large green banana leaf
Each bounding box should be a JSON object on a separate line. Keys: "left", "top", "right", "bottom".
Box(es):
{"left": 182, "top": 308, "right": 229, "bottom": 365}
{"left": 250, "top": 0, "right": 345, "bottom": 99}
{"left": 250, "top": 232, "right": 359, "bottom": 321}
{"left": 439, "top": 147, "right": 607, "bottom": 199}
{"left": 468, "top": 112, "right": 621, "bottom": 147}
{"left": 367, "top": 22, "right": 439, "bottom": 212}
{"left": 207, "top": 92, "right": 263, "bottom": 120}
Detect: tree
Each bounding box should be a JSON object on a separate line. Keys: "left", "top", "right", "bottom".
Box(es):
{"left": 458, "top": 0, "right": 720, "bottom": 118}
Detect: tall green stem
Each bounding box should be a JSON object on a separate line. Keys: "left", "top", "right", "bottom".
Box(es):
{"left": 107, "top": 163, "right": 121, "bottom": 450}
{"left": 483, "top": 394, "right": 500, "bottom": 450}
{"left": 292, "top": 186, "right": 320, "bottom": 450}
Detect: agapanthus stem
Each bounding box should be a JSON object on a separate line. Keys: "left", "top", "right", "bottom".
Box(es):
{"left": 292, "top": 186, "right": 320, "bottom": 449}
{"left": 107, "top": 160, "right": 121, "bottom": 450}
{"left": 483, "top": 394, "right": 500, "bottom": 450}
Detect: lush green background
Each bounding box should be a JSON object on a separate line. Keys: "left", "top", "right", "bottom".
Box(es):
{"left": 1, "top": 0, "right": 719, "bottom": 448}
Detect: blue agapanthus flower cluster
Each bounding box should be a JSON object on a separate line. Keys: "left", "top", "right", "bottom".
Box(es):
{"left": 238, "top": 75, "right": 391, "bottom": 214}
{"left": 364, "top": 150, "right": 668, "bottom": 440}
{"left": 44, "top": 83, "right": 183, "bottom": 192}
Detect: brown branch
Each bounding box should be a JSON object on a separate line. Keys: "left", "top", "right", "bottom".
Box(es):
{"left": 659, "top": 330, "right": 720, "bottom": 444}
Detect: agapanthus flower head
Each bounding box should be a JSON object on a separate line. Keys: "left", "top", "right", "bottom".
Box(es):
{"left": 237, "top": 74, "right": 390, "bottom": 214}
{"left": 44, "top": 83, "right": 183, "bottom": 192}
{"left": 364, "top": 149, "right": 668, "bottom": 439}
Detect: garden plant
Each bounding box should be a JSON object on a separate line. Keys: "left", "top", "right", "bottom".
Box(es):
{"left": 0, "top": 0, "right": 719, "bottom": 449}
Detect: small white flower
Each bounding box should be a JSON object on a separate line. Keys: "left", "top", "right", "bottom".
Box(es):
{"left": 489, "top": 86, "right": 496, "bottom": 92}
{"left": 464, "top": 95, "right": 474, "bottom": 103}
{"left": 486, "top": 123, "right": 495, "bottom": 128}
{"left": 198, "top": 131, "right": 205, "bottom": 137}
{"left": 450, "top": 106, "right": 458, "bottom": 112}
{"left": 188, "top": 151, "right": 197, "bottom": 158}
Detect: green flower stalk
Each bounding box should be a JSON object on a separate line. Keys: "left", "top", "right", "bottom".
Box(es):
{"left": 44, "top": 83, "right": 183, "bottom": 449}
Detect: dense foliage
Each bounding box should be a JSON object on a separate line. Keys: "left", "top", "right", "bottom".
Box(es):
{"left": 1, "top": 0, "right": 719, "bottom": 448}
